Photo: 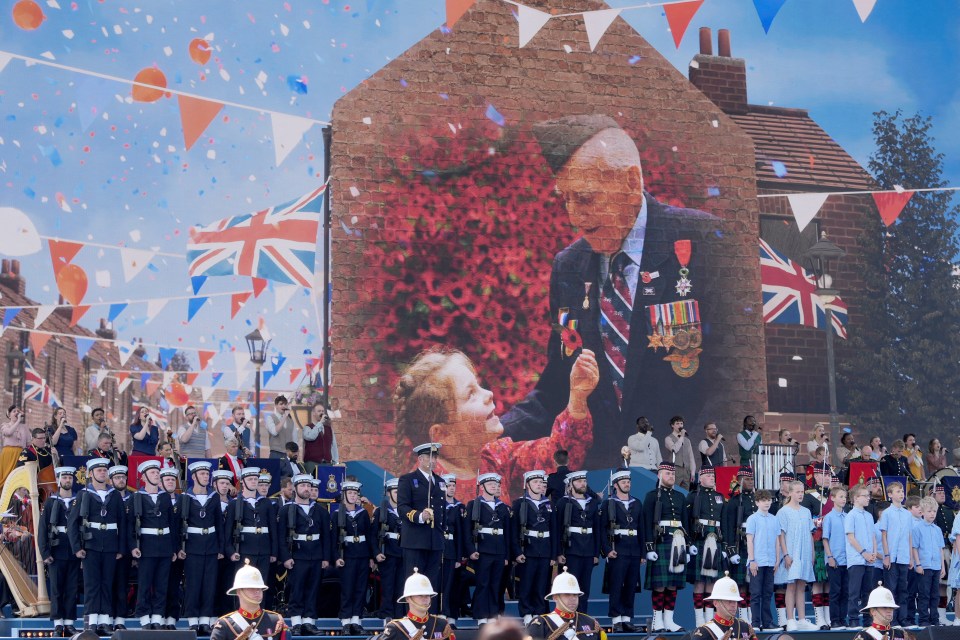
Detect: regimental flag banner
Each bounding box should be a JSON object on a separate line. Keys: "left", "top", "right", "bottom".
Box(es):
{"left": 714, "top": 465, "right": 740, "bottom": 499}
{"left": 187, "top": 186, "right": 325, "bottom": 288}
{"left": 760, "top": 238, "right": 848, "bottom": 338}
{"left": 881, "top": 475, "right": 907, "bottom": 502}
{"left": 23, "top": 359, "right": 62, "bottom": 408}
{"left": 942, "top": 477, "right": 960, "bottom": 511}
{"left": 848, "top": 461, "right": 879, "bottom": 488}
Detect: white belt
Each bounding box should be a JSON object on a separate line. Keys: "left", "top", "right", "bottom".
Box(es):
{"left": 613, "top": 529, "right": 638, "bottom": 536}
{"left": 54, "top": 526, "right": 67, "bottom": 533}
{"left": 385, "top": 532, "right": 400, "bottom": 540}
{"left": 140, "top": 527, "right": 170, "bottom": 536}
{"left": 526, "top": 531, "right": 550, "bottom": 539}
{"left": 658, "top": 520, "right": 682, "bottom": 527}
{"left": 240, "top": 527, "right": 269, "bottom": 534}
{"left": 698, "top": 519, "right": 720, "bottom": 527}
{"left": 479, "top": 527, "right": 504, "bottom": 535}
{"left": 186, "top": 526, "right": 216, "bottom": 535}
{"left": 89, "top": 523, "right": 118, "bottom": 530}
{"left": 568, "top": 526, "right": 593, "bottom": 534}
{"left": 344, "top": 535, "right": 367, "bottom": 543}
{"left": 444, "top": 533, "right": 454, "bottom": 540}
{"left": 293, "top": 534, "right": 321, "bottom": 542}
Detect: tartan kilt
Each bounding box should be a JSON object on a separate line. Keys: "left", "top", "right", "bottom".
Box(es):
{"left": 726, "top": 539, "right": 749, "bottom": 585}
{"left": 686, "top": 531, "right": 723, "bottom": 584}
{"left": 645, "top": 538, "right": 688, "bottom": 590}
{"left": 813, "top": 539, "right": 828, "bottom": 583}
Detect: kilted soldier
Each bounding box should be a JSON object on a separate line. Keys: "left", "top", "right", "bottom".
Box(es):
{"left": 210, "top": 561, "right": 287, "bottom": 640}
{"left": 850, "top": 583, "right": 909, "bottom": 640}
{"left": 333, "top": 479, "right": 376, "bottom": 636}
{"left": 226, "top": 467, "right": 278, "bottom": 590}
{"left": 599, "top": 469, "right": 644, "bottom": 633}
{"left": 280, "top": 474, "right": 331, "bottom": 636}
{"left": 770, "top": 472, "right": 794, "bottom": 515}
{"left": 555, "top": 470, "right": 599, "bottom": 612}
{"left": 800, "top": 461, "right": 832, "bottom": 629}
{"left": 108, "top": 465, "right": 133, "bottom": 631}
{"left": 179, "top": 461, "right": 222, "bottom": 635}
{"left": 67, "top": 457, "right": 127, "bottom": 635}
{"left": 160, "top": 466, "right": 185, "bottom": 629}
{"left": 440, "top": 474, "right": 467, "bottom": 622}
{"left": 374, "top": 569, "right": 455, "bottom": 640}
{"left": 512, "top": 470, "right": 555, "bottom": 625}
{"left": 934, "top": 484, "right": 955, "bottom": 624}
{"left": 39, "top": 466, "right": 80, "bottom": 637}
{"left": 465, "top": 473, "right": 511, "bottom": 626}
{"left": 643, "top": 461, "right": 689, "bottom": 632}
{"left": 687, "top": 466, "right": 725, "bottom": 626}
{"left": 129, "top": 460, "right": 179, "bottom": 630}
{"left": 212, "top": 469, "right": 237, "bottom": 616}
{"left": 720, "top": 466, "right": 757, "bottom": 620}
{"left": 525, "top": 568, "right": 602, "bottom": 640}
{"left": 398, "top": 443, "right": 446, "bottom": 597}
{"left": 688, "top": 573, "right": 758, "bottom": 640}
{"left": 373, "top": 477, "right": 404, "bottom": 621}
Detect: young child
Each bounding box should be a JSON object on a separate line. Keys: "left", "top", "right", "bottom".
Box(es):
{"left": 949, "top": 507, "right": 960, "bottom": 625}
{"left": 393, "top": 347, "right": 598, "bottom": 502}
{"left": 879, "top": 481, "right": 913, "bottom": 627}
{"left": 844, "top": 485, "right": 877, "bottom": 629}
{"left": 776, "top": 480, "right": 816, "bottom": 631}
{"left": 822, "top": 487, "right": 849, "bottom": 629}
{"left": 746, "top": 489, "right": 779, "bottom": 631}
{"left": 904, "top": 495, "right": 923, "bottom": 625}
{"left": 912, "top": 497, "right": 946, "bottom": 628}
{"left": 873, "top": 504, "right": 887, "bottom": 589}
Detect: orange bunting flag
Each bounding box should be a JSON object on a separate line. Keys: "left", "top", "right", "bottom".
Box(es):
{"left": 252, "top": 278, "right": 268, "bottom": 298}
{"left": 872, "top": 190, "right": 913, "bottom": 227}
{"left": 29, "top": 332, "right": 52, "bottom": 355}
{"left": 198, "top": 350, "right": 215, "bottom": 371}
{"left": 289, "top": 367, "right": 302, "bottom": 384}
{"left": 664, "top": 0, "right": 704, "bottom": 49}
{"left": 145, "top": 377, "right": 163, "bottom": 397}
{"left": 69, "top": 305, "right": 90, "bottom": 327}
{"left": 48, "top": 239, "right": 83, "bottom": 277}
{"left": 177, "top": 94, "right": 224, "bottom": 151}
{"left": 185, "top": 373, "right": 199, "bottom": 386}
{"left": 446, "top": 0, "right": 474, "bottom": 27}
{"left": 231, "top": 292, "right": 252, "bottom": 319}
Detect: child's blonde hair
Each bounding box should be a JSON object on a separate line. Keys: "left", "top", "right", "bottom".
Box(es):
{"left": 849, "top": 485, "right": 869, "bottom": 500}
{"left": 920, "top": 497, "right": 937, "bottom": 512}
{"left": 784, "top": 480, "right": 805, "bottom": 506}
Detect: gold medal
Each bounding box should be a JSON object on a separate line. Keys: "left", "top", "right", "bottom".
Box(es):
{"left": 688, "top": 326, "right": 703, "bottom": 348}
{"left": 672, "top": 328, "right": 691, "bottom": 350}
{"left": 582, "top": 282, "right": 592, "bottom": 310}
{"left": 647, "top": 332, "right": 664, "bottom": 351}
{"left": 663, "top": 347, "right": 702, "bottom": 378}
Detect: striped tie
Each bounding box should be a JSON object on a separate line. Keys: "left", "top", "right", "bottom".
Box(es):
{"left": 599, "top": 251, "right": 633, "bottom": 406}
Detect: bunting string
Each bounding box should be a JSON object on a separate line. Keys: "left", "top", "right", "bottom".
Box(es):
{"left": 1, "top": 324, "right": 222, "bottom": 354}
{"left": 0, "top": 289, "right": 257, "bottom": 311}
{"left": 40, "top": 235, "right": 185, "bottom": 259}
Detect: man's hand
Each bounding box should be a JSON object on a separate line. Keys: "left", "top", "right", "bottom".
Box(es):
{"left": 231, "top": 553, "right": 240, "bottom": 562}
{"left": 376, "top": 553, "right": 386, "bottom": 563}
{"left": 915, "top": 565, "right": 924, "bottom": 575}
{"left": 132, "top": 548, "right": 141, "bottom": 559}
{"left": 336, "top": 558, "right": 345, "bottom": 568}
{"left": 883, "top": 557, "right": 891, "bottom": 569}
{"left": 322, "top": 560, "right": 330, "bottom": 569}
{"left": 607, "top": 550, "right": 617, "bottom": 560}
{"left": 516, "top": 554, "right": 526, "bottom": 564}
{"left": 749, "top": 562, "right": 758, "bottom": 577}
{"left": 178, "top": 550, "right": 187, "bottom": 560}
{"left": 44, "top": 556, "right": 53, "bottom": 565}
{"left": 270, "top": 556, "right": 276, "bottom": 564}
{"left": 557, "top": 554, "right": 566, "bottom": 565}
{"left": 567, "top": 349, "right": 599, "bottom": 418}
{"left": 689, "top": 545, "right": 698, "bottom": 556}
{"left": 470, "top": 552, "right": 479, "bottom": 561}
{"left": 76, "top": 550, "right": 86, "bottom": 559}
{"left": 827, "top": 557, "right": 837, "bottom": 568}
{"left": 865, "top": 552, "right": 876, "bottom": 563}
{"left": 284, "top": 559, "right": 295, "bottom": 569}
{"left": 421, "top": 508, "right": 434, "bottom": 524}
{"left": 646, "top": 552, "right": 658, "bottom": 562}
{"left": 218, "top": 553, "right": 224, "bottom": 560}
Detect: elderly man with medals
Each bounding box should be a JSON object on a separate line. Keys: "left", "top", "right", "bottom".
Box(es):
{"left": 599, "top": 469, "right": 644, "bottom": 633}
{"left": 526, "top": 568, "right": 602, "bottom": 640}
{"left": 374, "top": 569, "right": 455, "bottom": 640}
{"left": 686, "top": 466, "right": 725, "bottom": 626}
{"left": 642, "top": 460, "right": 689, "bottom": 632}
{"left": 210, "top": 561, "right": 286, "bottom": 640}
{"left": 850, "top": 583, "right": 909, "bottom": 640}
{"left": 688, "top": 572, "right": 758, "bottom": 640}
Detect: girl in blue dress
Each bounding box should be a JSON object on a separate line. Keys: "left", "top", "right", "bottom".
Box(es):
{"left": 776, "top": 480, "right": 816, "bottom": 631}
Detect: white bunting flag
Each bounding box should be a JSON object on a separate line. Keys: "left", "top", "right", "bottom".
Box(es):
{"left": 852, "top": 0, "right": 877, "bottom": 22}
{"left": 274, "top": 284, "right": 298, "bottom": 312}
{"left": 118, "top": 342, "right": 136, "bottom": 366}
{"left": 518, "top": 4, "right": 551, "bottom": 47}
{"left": 95, "top": 368, "right": 109, "bottom": 389}
{"left": 233, "top": 351, "right": 250, "bottom": 388}
{"left": 120, "top": 247, "right": 157, "bottom": 283}
{"left": 583, "top": 9, "right": 621, "bottom": 52}
{"left": 34, "top": 304, "right": 56, "bottom": 329}
{"left": 145, "top": 298, "right": 168, "bottom": 323}
{"left": 271, "top": 113, "right": 314, "bottom": 166}
{"left": 200, "top": 385, "right": 216, "bottom": 401}
{"left": 117, "top": 376, "right": 133, "bottom": 394}
{"left": 162, "top": 371, "right": 175, "bottom": 386}
{"left": 0, "top": 52, "right": 11, "bottom": 74}
{"left": 787, "top": 193, "right": 830, "bottom": 232}
{"left": 206, "top": 403, "right": 221, "bottom": 425}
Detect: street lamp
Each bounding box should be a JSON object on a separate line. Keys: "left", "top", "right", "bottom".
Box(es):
{"left": 805, "top": 231, "right": 845, "bottom": 435}
{"left": 5, "top": 346, "right": 25, "bottom": 407}
{"left": 245, "top": 329, "right": 271, "bottom": 459}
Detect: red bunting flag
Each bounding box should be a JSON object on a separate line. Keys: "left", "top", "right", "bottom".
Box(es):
{"left": 252, "top": 278, "right": 268, "bottom": 298}
{"left": 289, "top": 367, "right": 302, "bottom": 384}
{"left": 29, "top": 332, "right": 52, "bottom": 355}
{"left": 48, "top": 239, "right": 83, "bottom": 277}
{"left": 145, "top": 377, "right": 163, "bottom": 397}
{"left": 872, "top": 190, "right": 913, "bottom": 227}
{"left": 69, "top": 305, "right": 90, "bottom": 327}
{"left": 185, "top": 372, "right": 199, "bottom": 385}
{"left": 231, "top": 292, "right": 252, "bottom": 319}
{"left": 446, "top": 0, "right": 474, "bottom": 27}
{"left": 664, "top": 0, "right": 704, "bottom": 48}
{"left": 177, "top": 94, "right": 224, "bottom": 151}
{"left": 198, "top": 350, "right": 215, "bottom": 371}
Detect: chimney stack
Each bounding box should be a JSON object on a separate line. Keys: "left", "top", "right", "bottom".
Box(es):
{"left": 689, "top": 27, "right": 748, "bottom": 115}
{"left": 96, "top": 318, "right": 117, "bottom": 340}
{"left": 0, "top": 259, "right": 27, "bottom": 296}
{"left": 134, "top": 338, "right": 147, "bottom": 358}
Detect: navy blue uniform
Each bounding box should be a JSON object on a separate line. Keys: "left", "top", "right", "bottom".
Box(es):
{"left": 226, "top": 495, "right": 278, "bottom": 588}
{"left": 397, "top": 470, "right": 445, "bottom": 591}
{"left": 599, "top": 496, "right": 645, "bottom": 619}
{"left": 67, "top": 487, "right": 127, "bottom": 623}
{"left": 555, "top": 494, "right": 600, "bottom": 610}
{"left": 511, "top": 495, "right": 555, "bottom": 618}
{"left": 441, "top": 499, "right": 467, "bottom": 619}
{"left": 373, "top": 502, "right": 404, "bottom": 619}
{"left": 332, "top": 504, "right": 376, "bottom": 621}
{"left": 111, "top": 489, "right": 134, "bottom": 625}
{"left": 180, "top": 491, "right": 223, "bottom": 624}
{"left": 279, "top": 501, "right": 332, "bottom": 623}
{"left": 129, "top": 490, "right": 179, "bottom": 621}
{"left": 39, "top": 493, "right": 80, "bottom": 625}
{"left": 465, "top": 498, "right": 511, "bottom": 620}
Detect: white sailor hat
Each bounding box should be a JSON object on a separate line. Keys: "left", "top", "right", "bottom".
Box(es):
{"left": 55, "top": 466, "right": 76, "bottom": 477}
{"left": 108, "top": 465, "right": 128, "bottom": 478}
{"left": 477, "top": 472, "right": 502, "bottom": 485}
{"left": 211, "top": 470, "right": 234, "bottom": 482}
{"left": 611, "top": 470, "right": 631, "bottom": 484}
{"left": 385, "top": 478, "right": 399, "bottom": 490}
{"left": 412, "top": 442, "right": 442, "bottom": 456}
{"left": 188, "top": 461, "right": 212, "bottom": 474}
{"left": 441, "top": 474, "right": 456, "bottom": 484}
{"left": 160, "top": 467, "right": 179, "bottom": 478}
{"left": 240, "top": 467, "right": 261, "bottom": 479}
{"left": 565, "top": 470, "right": 587, "bottom": 484}
{"left": 309, "top": 477, "right": 321, "bottom": 488}
{"left": 523, "top": 470, "right": 547, "bottom": 483}
{"left": 137, "top": 460, "right": 161, "bottom": 474}
{"left": 292, "top": 474, "right": 314, "bottom": 486}
{"left": 341, "top": 480, "right": 362, "bottom": 492}
{"left": 257, "top": 473, "right": 272, "bottom": 484}
{"left": 86, "top": 457, "right": 110, "bottom": 472}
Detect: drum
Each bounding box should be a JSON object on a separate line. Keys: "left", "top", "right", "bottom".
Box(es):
{"left": 930, "top": 466, "right": 959, "bottom": 485}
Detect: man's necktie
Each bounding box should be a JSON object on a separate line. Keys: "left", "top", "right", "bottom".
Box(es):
{"left": 599, "top": 251, "right": 633, "bottom": 407}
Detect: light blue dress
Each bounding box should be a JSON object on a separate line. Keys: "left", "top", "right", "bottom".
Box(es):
{"left": 774, "top": 504, "right": 815, "bottom": 584}
{"left": 948, "top": 512, "right": 960, "bottom": 588}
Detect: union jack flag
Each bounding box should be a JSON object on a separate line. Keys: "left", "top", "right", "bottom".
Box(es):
{"left": 760, "top": 238, "right": 848, "bottom": 338}
{"left": 23, "top": 359, "right": 62, "bottom": 408}
{"left": 187, "top": 186, "right": 325, "bottom": 288}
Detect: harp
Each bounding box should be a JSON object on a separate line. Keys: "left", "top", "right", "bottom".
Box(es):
{"left": 0, "top": 461, "right": 50, "bottom": 616}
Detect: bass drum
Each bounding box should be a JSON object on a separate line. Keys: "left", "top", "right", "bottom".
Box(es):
{"left": 929, "top": 466, "right": 959, "bottom": 497}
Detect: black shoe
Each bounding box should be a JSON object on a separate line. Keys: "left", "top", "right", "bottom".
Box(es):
{"left": 198, "top": 624, "right": 213, "bottom": 636}
{"left": 302, "top": 623, "right": 321, "bottom": 636}
{"left": 165, "top": 624, "right": 177, "bottom": 630}
{"left": 113, "top": 624, "right": 126, "bottom": 631}
{"left": 290, "top": 624, "right": 303, "bottom": 636}
{"left": 106, "top": 624, "right": 116, "bottom": 633}
{"left": 612, "top": 623, "right": 625, "bottom": 633}
{"left": 341, "top": 625, "right": 352, "bottom": 636}
{"left": 622, "top": 622, "right": 637, "bottom": 633}
{"left": 54, "top": 625, "right": 65, "bottom": 637}
{"left": 65, "top": 625, "right": 78, "bottom": 636}
{"left": 353, "top": 624, "right": 366, "bottom": 635}
{"left": 448, "top": 622, "right": 457, "bottom": 630}
{"left": 95, "top": 624, "right": 110, "bottom": 636}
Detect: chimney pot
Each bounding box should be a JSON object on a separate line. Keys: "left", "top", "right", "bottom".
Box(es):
{"left": 1, "top": 259, "right": 9, "bottom": 274}
{"left": 718, "top": 29, "right": 731, "bottom": 57}
{"left": 698, "top": 27, "right": 712, "bottom": 55}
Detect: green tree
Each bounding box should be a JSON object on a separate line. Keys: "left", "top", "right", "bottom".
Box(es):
{"left": 840, "top": 110, "right": 960, "bottom": 435}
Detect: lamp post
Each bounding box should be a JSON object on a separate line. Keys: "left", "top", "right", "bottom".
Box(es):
{"left": 5, "top": 346, "right": 25, "bottom": 407}
{"left": 805, "top": 231, "right": 846, "bottom": 434}
{"left": 245, "top": 329, "right": 270, "bottom": 458}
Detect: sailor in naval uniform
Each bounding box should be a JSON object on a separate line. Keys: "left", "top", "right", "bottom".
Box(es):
{"left": 850, "top": 583, "right": 909, "bottom": 640}
{"left": 688, "top": 573, "right": 758, "bottom": 640}
{"left": 210, "top": 561, "right": 286, "bottom": 640}
{"left": 374, "top": 569, "right": 455, "bottom": 640}
{"left": 525, "top": 568, "right": 602, "bottom": 640}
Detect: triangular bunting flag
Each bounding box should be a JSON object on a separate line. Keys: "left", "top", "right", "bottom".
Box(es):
{"left": 69, "top": 305, "right": 90, "bottom": 327}
{"left": 48, "top": 239, "right": 83, "bottom": 277}
{"left": 446, "top": 0, "right": 475, "bottom": 27}
{"left": 146, "top": 377, "right": 163, "bottom": 397}
{"left": 211, "top": 372, "right": 224, "bottom": 387}
{"left": 108, "top": 302, "right": 128, "bottom": 323}
{"left": 158, "top": 347, "right": 177, "bottom": 370}
{"left": 787, "top": 192, "right": 829, "bottom": 232}
{"left": 95, "top": 368, "right": 109, "bottom": 389}
{"left": 0, "top": 52, "right": 11, "bottom": 74}
{"left": 872, "top": 191, "right": 913, "bottom": 227}
{"left": 234, "top": 352, "right": 250, "bottom": 388}
{"left": 118, "top": 342, "right": 136, "bottom": 366}
{"left": 146, "top": 298, "right": 168, "bottom": 323}
{"left": 231, "top": 292, "right": 252, "bottom": 319}
{"left": 75, "top": 336, "right": 96, "bottom": 362}
{"left": 252, "top": 278, "right": 268, "bottom": 298}
{"left": 753, "top": 0, "right": 788, "bottom": 33}
{"left": 34, "top": 304, "right": 56, "bottom": 328}
{"left": 270, "top": 354, "right": 287, "bottom": 375}
{"left": 185, "top": 372, "right": 199, "bottom": 386}
{"left": 140, "top": 373, "right": 149, "bottom": 391}
{"left": 263, "top": 370, "right": 275, "bottom": 386}
{"left": 289, "top": 367, "right": 302, "bottom": 384}
{"left": 3, "top": 307, "right": 21, "bottom": 327}
{"left": 187, "top": 296, "right": 209, "bottom": 322}
{"left": 228, "top": 390, "right": 240, "bottom": 403}
{"left": 116, "top": 372, "right": 132, "bottom": 393}
{"left": 271, "top": 113, "right": 314, "bottom": 166}
{"left": 664, "top": 0, "right": 704, "bottom": 48}
{"left": 198, "top": 350, "right": 215, "bottom": 371}
{"left": 274, "top": 285, "right": 298, "bottom": 312}
{"left": 200, "top": 385, "right": 216, "bottom": 401}
{"left": 119, "top": 247, "right": 157, "bottom": 283}
{"left": 162, "top": 371, "right": 175, "bottom": 386}
{"left": 517, "top": 4, "right": 551, "bottom": 48}
{"left": 582, "top": 9, "right": 621, "bottom": 52}
{"left": 177, "top": 94, "right": 224, "bottom": 151}
{"left": 852, "top": 0, "right": 877, "bottom": 22}
{"left": 205, "top": 402, "right": 220, "bottom": 424}
{"left": 30, "top": 332, "right": 52, "bottom": 355}
{"left": 191, "top": 275, "right": 207, "bottom": 295}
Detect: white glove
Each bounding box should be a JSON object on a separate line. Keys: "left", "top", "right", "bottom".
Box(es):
{"left": 730, "top": 554, "right": 741, "bottom": 565}
{"left": 689, "top": 545, "right": 699, "bottom": 556}
{"left": 646, "top": 552, "right": 658, "bottom": 562}
{"left": 722, "top": 551, "right": 728, "bottom": 559}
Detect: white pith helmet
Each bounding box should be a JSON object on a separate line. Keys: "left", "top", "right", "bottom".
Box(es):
{"left": 545, "top": 567, "right": 583, "bottom": 599}
{"left": 705, "top": 573, "right": 742, "bottom": 602}
{"left": 861, "top": 582, "right": 898, "bottom": 612}
{"left": 227, "top": 560, "right": 268, "bottom": 594}
{"left": 398, "top": 567, "right": 437, "bottom": 603}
